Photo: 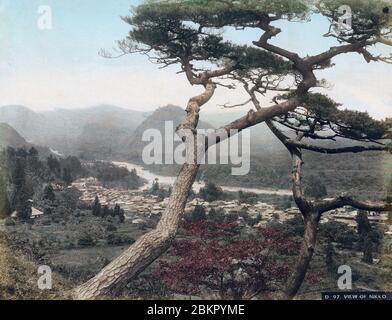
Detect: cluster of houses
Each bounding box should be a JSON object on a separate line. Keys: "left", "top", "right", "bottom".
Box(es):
{"left": 70, "top": 177, "right": 392, "bottom": 235}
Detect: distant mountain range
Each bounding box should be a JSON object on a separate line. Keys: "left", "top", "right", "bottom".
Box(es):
{"left": 0, "top": 104, "right": 284, "bottom": 159}
{"left": 0, "top": 104, "right": 388, "bottom": 199}
{"left": 127, "top": 105, "right": 214, "bottom": 162}
{"left": 0, "top": 104, "right": 224, "bottom": 161}
{"left": 0, "top": 122, "right": 51, "bottom": 156}
{"left": 0, "top": 123, "right": 29, "bottom": 149}
{"left": 0, "top": 104, "right": 148, "bottom": 158}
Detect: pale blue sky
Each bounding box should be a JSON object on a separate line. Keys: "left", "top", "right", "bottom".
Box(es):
{"left": 0, "top": 0, "right": 391, "bottom": 119}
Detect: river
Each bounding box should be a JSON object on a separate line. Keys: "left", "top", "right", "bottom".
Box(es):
{"left": 113, "top": 161, "right": 292, "bottom": 196}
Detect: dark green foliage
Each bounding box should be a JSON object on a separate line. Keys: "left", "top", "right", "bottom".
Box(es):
{"left": 238, "top": 190, "right": 258, "bottom": 205}
{"left": 60, "top": 156, "right": 84, "bottom": 177}
{"left": 0, "top": 148, "right": 136, "bottom": 224}
{"left": 88, "top": 162, "right": 144, "bottom": 190}
{"left": 207, "top": 207, "right": 226, "bottom": 223}
{"left": 318, "top": 0, "right": 392, "bottom": 40}
{"left": 185, "top": 205, "right": 207, "bottom": 223}
{"left": 56, "top": 187, "right": 81, "bottom": 212}
{"left": 1, "top": 147, "right": 85, "bottom": 220}
{"left": 0, "top": 158, "right": 11, "bottom": 218}
{"left": 107, "top": 233, "right": 135, "bottom": 246}
{"left": 43, "top": 184, "right": 56, "bottom": 202}
{"left": 102, "top": 205, "right": 110, "bottom": 217}
{"left": 113, "top": 204, "right": 121, "bottom": 217}
{"left": 149, "top": 179, "right": 171, "bottom": 200}
{"left": 138, "top": 0, "right": 310, "bottom": 28}
{"left": 356, "top": 210, "right": 372, "bottom": 236}
{"left": 77, "top": 233, "right": 96, "bottom": 247}
{"left": 124, "top": 0, "right": 391, "bottom": 79}
{"left": 319, "top": 221, "right": 359, "bottom": 249}
{"left": 91, "top": 196, "right": 125, "bottom": 222}
{"left": 282, "top": 92, "right": 388, "bottom": 140}
{"left": 92, "top": 196, "right": 101, "bottom": 217}
{"left": 239, "top": 210, "right": 262, "bottom": 227}
{"left": 325, "top": 240, "right": 336, "bottom": 273}
{"left": 152, "top": 178, "right": 159, "bottom": 193}
{"left": 362, "top": 235, "right": 374, "bottom": 264}
{"left": 62, "top": 168, "right": 73, "bottom": 186}
{"left": 28, "top": 147, "right": 38, "bottom": 157}
{"left": 202, "top": 158, "right": 292, "bottom": 191}
{"left": 198, "top": 182, "right": 224, "bottom": 202}
{"left": 305, "top": 175, "right": 328, "bottom": 199}
{"left": 114, "top": 204, "right": 126, "bottom": 223}
{"left": 224, "top": 212, "right": 239, "bottom": 224}
{"left": 47, "top": 155, "right": 61, "bottom": 175}
{"left": 282, "top": 216, "right": 305, "bottom": 237}
{"left": 355, "top": 211, "right": 383, "bottom": 263}
{"left": 47, "top": 155, "right": 85, "bottom": 184}
{"left": 121, "top": 0, "right": 301, "bottom": 76}
{"left": 10, "top": 155, "right": 33, "bottom": 220}
{"left": 336, "top": 109, "right": 387, "bottom": 140}
{"left": 0, "top": 186, "right": 11, "bottom": 219}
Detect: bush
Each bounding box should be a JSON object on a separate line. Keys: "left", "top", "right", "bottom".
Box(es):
{"left": 208, "top": 208, "right": 226, "bottom": 223}
{"left": 77, "top": 233, "right": 95, "bottom": 247}
{"left": 4, "top": 218, "right": 15, "bottom": 227}
{"left": 238, "top": 191, "right": 258, "bottom": 205}
{"left": 319, "top": 221, "right": 359, "bottom": 249}
{"left": 107, "top": 234, "right": 135, "bottom": 246}
{"left": 185, "top": 205, "right": 207, "bottom": 223}
{"left": 305, "top": 175, "right": 327, "bottom": 199}
{"left": 154, "top": 221, "right": 300, "bottom": 299}
{"left": 198, "top": 182, "right": 224, "bottom": 202}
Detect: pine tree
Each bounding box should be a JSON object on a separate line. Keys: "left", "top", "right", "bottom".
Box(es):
{"left": 75, "top": 0, "right": 392, "bottom": 299}
{"left": 305, "top": 175, "right": 328, "bottom": 200}
{"left": 356, "top": 211, "right": 376, "bottom": 264}
{"left": 114, "top": 204, "right": 121, "bottom": 216}
{"left": 12, "top": 157, "right": 32, "bottom": 220}
{"left": 47, "top": 155, "right": 61, "bottom": 176}
{"left": 43, "top": 184, "right": 56, "bottom": 202}
{"left": 0, "top": 191, "right": 11, "bottom": 219}
{"left": 187, "top": 205, "right": 207, "bottom": 223}
{"left": 62, "top": 168, "right": 73, "bottom": 186}
{"left": 114, "top": 204, "right": 125, "bottom": 223}
{"left": 151, "top": 178, "right": 160, "bottom": 194}
{"left": 325, "top": 240, "right": 335, "bottom": 273}
{"left": 199, "top": 182, "right": 223, "bottom": 202}
{"left": 363, "top": 235, "right": 374, "bottom": 264}
{"left": 28, "top": 147, "right": 38, "bottom": 157}
{"left": 119, "top": 210, "right": 125, "bottom": 223}
{"left": 92, "top": 196, "right": 101, "bottom": 217}
{"left": 356, "top": 210, "right": 372, "bottom": 237}
{"left": 102, "top": 205, "right": 110, "bottom": 217}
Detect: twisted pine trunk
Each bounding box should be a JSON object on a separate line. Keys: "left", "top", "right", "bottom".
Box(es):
{"left": 75, "top": 81, "right": 216, "bottom": 299}
{"left": 282, "top": 213, "right": 319, "bottom": 300}
{"left": 75, "top": 163, "right": 199, "bottom": 299}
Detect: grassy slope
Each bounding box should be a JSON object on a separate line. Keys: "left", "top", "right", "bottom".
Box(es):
{"left": 0, "top": 232, "right": 72, "bottom": 300}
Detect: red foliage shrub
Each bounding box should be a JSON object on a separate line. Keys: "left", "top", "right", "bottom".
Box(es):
{"left": 154, "top": 220, "right": 301, "bottom": 299}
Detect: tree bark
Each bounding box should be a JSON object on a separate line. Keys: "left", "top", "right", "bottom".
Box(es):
{"left": 75, "top": 163, "right": 199, "bottom": 299}
{"left": 282, "top": 213, "right": 319, "bottom": 300}
{"left": 75, "top": 80, "right": 215, "bottom": 299}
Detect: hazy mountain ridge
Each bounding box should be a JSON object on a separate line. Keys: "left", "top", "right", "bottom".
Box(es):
{"left": 0, "top": 104, "right": 148, "bottom": 157}
{"left": 0, "top": 123, "right": 51, "bottom": 156}
{"left": 0, "top": 123, "right": 29, "bottom": 149}
{"left": 127, "top": 105, "right": 214, "bottom": 162}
